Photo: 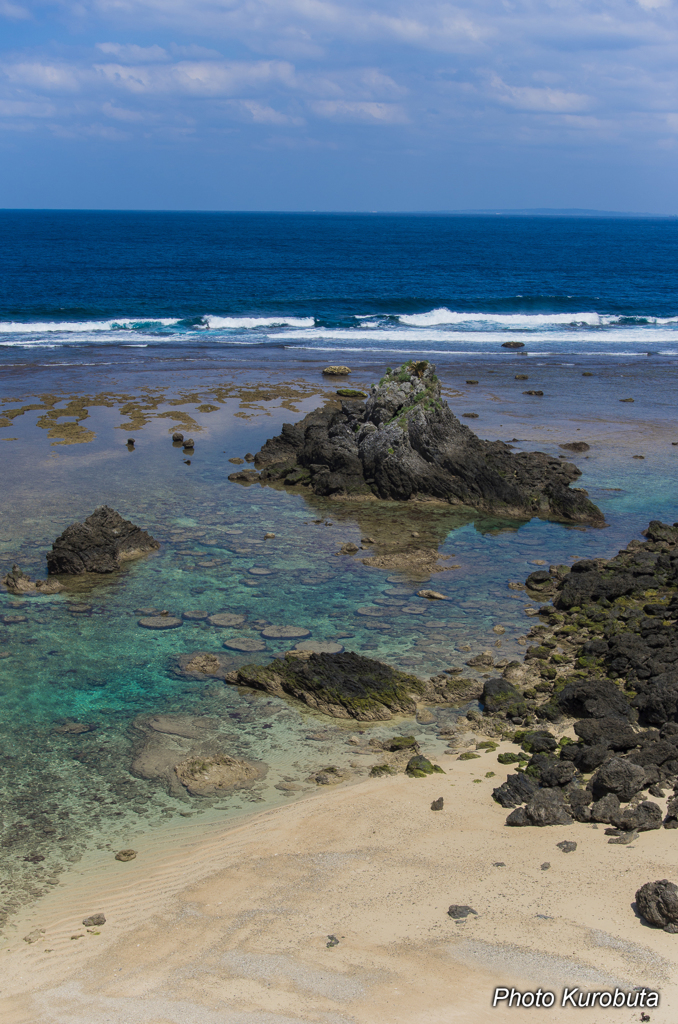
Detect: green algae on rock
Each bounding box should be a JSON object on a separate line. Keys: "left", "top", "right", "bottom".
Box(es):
{"left": 238, "top": 360, "right": 605, "bottom": 526}
{"left": 226, "top": 651, "right": 425, "bottom": 720}
{"left": 226, "top": 651, "right": 481, "bottom": 720}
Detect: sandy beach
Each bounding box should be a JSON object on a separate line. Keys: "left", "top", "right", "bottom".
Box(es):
{"left": 2, "top": 734, "right": 677, "bottom": 1024}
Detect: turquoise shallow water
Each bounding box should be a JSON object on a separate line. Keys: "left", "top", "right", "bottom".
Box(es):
{"left": 0, "top": 355, "right": 677, "bottom": 928}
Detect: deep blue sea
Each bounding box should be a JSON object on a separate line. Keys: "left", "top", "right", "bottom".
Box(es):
{"left": 1, "top": 212, "right": 677, "bottom": 370}
{"left": 1, "top": 212, "right": 677, "bottom": 930}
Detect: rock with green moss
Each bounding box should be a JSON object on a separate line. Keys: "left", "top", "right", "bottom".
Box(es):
{"left": 497, "top": 751, "right": 522, "bottom": 764}
{"left": 240, "top": 360, "right": 604, "bottom": 523}
{"left": 406, "top": 755, "right": 445, "bottom": 777}
{"left": 225, "top": 651, "right": 426, "bottom": 720}
{"left": 457, "top": 751, "right": 481, "bottom": 761}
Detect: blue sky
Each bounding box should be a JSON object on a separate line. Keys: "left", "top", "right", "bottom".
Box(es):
{"left": 1, "top": 0, "right": 677, "bottom": 210}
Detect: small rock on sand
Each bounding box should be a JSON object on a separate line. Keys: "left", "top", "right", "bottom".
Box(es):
{"left": 82, "top": 913, "right": 106, "bottom": 927}
{"left": 115, "top": 849, "right": 137, "bottom": 862}
{"left": 431, "top": 797, "right": 444, "bottom": 811}
{"left": 447, "top": 905, "right": 477, "bottom": 919}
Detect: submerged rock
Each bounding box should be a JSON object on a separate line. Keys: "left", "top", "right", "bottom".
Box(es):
{"left": 174, "top": 754, "right": 265, "bottom": 796}
{"left": 239, "top": 360, "right": 604, "bottom": 525}
{"left": 2, "top": 564, "right": 64, "bottom": 595}
{"left": 47, "top": 506, "right": 159, "bottom": 575}
{"left": 227, "top": 651, "right": 475, "bottom": 719}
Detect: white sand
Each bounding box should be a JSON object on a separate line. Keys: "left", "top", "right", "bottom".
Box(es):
{"left": 2, "top": 749, "right": 678, "bottom": 1023}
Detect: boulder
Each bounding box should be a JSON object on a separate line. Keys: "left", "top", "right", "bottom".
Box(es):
{"left": 507, "top": 789, "right": 573, "bottom": 826}
{"left": 226, "top": 651, "right": 427, "bottom": 720}
{"left": 556, "top": 679, "right": 633, "bottom": 720}
{"left": 591, "top": 757, "right": 647, "bottom": 803}
{"left": 481, "top": 677, "right": 526, "bottom": 717}
{"left": 573, "top": 718, "right": 639, "bottom": 750}
{"left": 617, "top": 801, "right": 662, "bottom": 832}
{"left": 572, "top": 744, "right": 610, "bottom": 773}
{"left": 492, "top": 772, "right": 539, "bottom": 808}
{"left": 243, "top": 361, "right": 604, "bottom": 524}
{"left": 528, "top": 754, "right": 576, "bottom": 788}
{"left": 47, "top": 506, "right": 159, "bottom": 575}
{"left": 590, "top": 792, "right": 621, "bottom": 824}
{"left": 635, "top": 879, "right": 678, "bottom": 931}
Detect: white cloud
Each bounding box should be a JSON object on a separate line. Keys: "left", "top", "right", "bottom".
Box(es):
{"left": 93, "top": 59, "right": 297, "bottom": 95}
{"left": 96, "top": 42, "right": 169, "bottom": 62}
{"left": 0, "top": 1, "right": 30, "bottom": 17}
{"left": 311, "top": 99, "right": 408, "bottom": 122}
{"left": 491, "top": 75, "right": 590, "bottom": 113}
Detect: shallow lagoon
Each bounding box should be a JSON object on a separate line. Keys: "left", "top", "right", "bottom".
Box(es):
{"left": 1, "top": 351, "right": 677, "bottom": 929}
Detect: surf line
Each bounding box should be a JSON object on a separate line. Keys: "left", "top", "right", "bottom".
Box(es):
{"left": 492, "top": 986, "right": 659, "bottom": 1008}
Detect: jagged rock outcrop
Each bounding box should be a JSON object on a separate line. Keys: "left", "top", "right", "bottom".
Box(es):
{"left": 47, "top": 506, "right": 159, "bottom": 575}
{"left": 232, "top": 361, "right": 604, "bottom": 525}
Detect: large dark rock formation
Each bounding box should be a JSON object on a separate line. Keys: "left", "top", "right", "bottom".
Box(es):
{"left": 232, "top": 361, "right": 604, "bottom": 525}
{"left": 47, "top": 506, "right": 159, "bottom": 575}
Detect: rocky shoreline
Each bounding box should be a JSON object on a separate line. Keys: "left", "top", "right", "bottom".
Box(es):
{"left": 436, "top": 519, "right": 678, "bottom": 864}
{"left": 229, "top": 360, "right": 605, "bottom": 526}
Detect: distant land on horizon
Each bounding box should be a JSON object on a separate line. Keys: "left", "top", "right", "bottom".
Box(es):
{"left": 1, "top": 207, "right": 676, "bottom": 218}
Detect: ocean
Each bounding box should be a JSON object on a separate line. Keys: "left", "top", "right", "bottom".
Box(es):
{"left": 1, "top": 211, "right": 677, "bottom": 928}
{"left": 1, "top": 211, "right": 678, "bottom": 372}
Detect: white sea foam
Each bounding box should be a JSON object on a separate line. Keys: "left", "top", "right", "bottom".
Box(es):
{"left": 204, "top": 315, "right": 314, "bottom": 329}
{"left": 397, "top": 308, "right": 608, "bottom": 328}
{"left": 0, "top": 318, "right": 180, "bottom": 333}
{"left": 275, "top": 326, "right": 678, "bottom": 344}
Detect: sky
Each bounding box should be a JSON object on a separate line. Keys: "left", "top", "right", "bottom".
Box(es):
{"left": 1, "top": 0, "right": 677, "bottom": 211}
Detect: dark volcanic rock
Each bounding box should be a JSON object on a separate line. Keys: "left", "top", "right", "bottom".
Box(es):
{"left": 591, "top": 757, "right": 647, "bottom": 803}
{"left": 556, "top": 679, "right": 633, "bottom": 720}
{"left": 492, "top": 772, "right": 539, "bottom": 808}
{"left": 617, "top": 801, "right": 662, "bottom": 832}
{"left": 225, "top": 651, "right": 427, "bottom": 720}
{"left": 447, "top": 904, "right": 478, "bottom": 919}
{"left": 481, "top": 677, "right": 527, "bottom": 717}
{"left": 243, "top": 361, "right": 604, "bottom": 524}
{"left": 590, "top": 793, "right": 621, "bottom": 824}
{"left": 573, "top": 718, "right": 639, "bottom": 750}
{"left": 635, "top": 879, "right": 678, "bottom": 931}
{"left": 47, "top": 506, "right": 159, "bottom": 575}
{"left": 507, "top": 788, "right": 573, "bottom": 826}
{"left": 528, "top": 753, "right": 576, "bottom": 787}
